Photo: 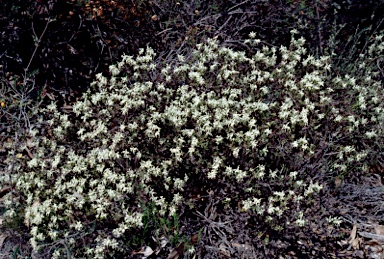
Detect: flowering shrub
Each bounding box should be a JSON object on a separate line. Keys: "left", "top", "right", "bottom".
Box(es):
{"left": 3, "top": 29, "right": 383, "bottom": 257}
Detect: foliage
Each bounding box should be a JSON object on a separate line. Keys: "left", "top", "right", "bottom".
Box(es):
{"left": 3, "top": 28, "right": 383, "bottom": 257}
{"left": 1, "top": 0, "right": 384, "bottom": 257}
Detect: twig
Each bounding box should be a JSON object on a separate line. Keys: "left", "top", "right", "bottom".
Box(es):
{"left": 227, "top": 0, "right": 249, "bottom": 12}
{"left": 24, "top": 17, "right": 54, "bottom": 78}
{"left": 376, "top": 58, "right": 384, "bottom": 80}
{"left": 67, "top": 15, "right": 83, "bottom": 43}
{"left": 92, "top": 23, "right": 113, "bottom": 62}
{"left": 314, "top": 0, "right": 323, "bottom": 56}
{"left": 359, "top": 232, "right": 384, "bottom": 242}
{"left": 360, "top": 17, "right": 384, "bottom": 56}
{"left": 217, "top": 16, "right": 232, "bottom": 33}
{"left": 156, "top": 28, "right": 173, "bottom": 36}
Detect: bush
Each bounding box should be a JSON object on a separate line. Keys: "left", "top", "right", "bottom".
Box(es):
{"left": 3, "top": 30, "right": 383, "bottom": 257}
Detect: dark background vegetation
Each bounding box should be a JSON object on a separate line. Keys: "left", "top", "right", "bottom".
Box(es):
{"left": 1, "top": 0, "right": 384, "bottom": 106}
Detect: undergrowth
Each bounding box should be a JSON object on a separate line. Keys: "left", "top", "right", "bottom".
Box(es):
{"left": 1, "top": 28, "right": 383, "bottom": 258}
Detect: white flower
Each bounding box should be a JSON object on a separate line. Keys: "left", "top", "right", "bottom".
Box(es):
{"left": 365, "top": 131, "right": 377, "bottom": 138}
{"left": 295, "top": 212, "right": 306, "bottom": 227}
{"left": 232, "top": 147, "right": 240, "bottom": 158}
{"left": 249, "top": 31, "right": 257, "bottom": 39}
{"left": 109, "top": 65, "right": 120, "bottom": 76}
{"left": 74, "top": 221, "right": 83, "bottom": 231}
{"left": 289, "top": 171, "right": 298, "bottom": 179}
{"left": 267, "top": 206, "right": 275, "bottom": 214}
{"left": 334, "top": 115, "right": 343, "bottom": 122}
{"left": 264, "top": 129, "right": 272, "bottom": 136}
{"left": 172, "top": 193, "right": 183, "bottom": 205}
{"left": 326, "top": 216, "right": 343, "bottom": 227}
{"left": 173, "top": 178, "right": 185, "bottom": 190}
{"left": 208, "top": 169, "right": 217, "bottom": 179}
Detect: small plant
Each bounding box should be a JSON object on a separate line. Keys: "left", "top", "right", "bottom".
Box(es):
{"left": 3, "top": 29, "right": 383, "bottom": 257}
{"left": 132, "top": 200, "right": 186, "bottom": 248}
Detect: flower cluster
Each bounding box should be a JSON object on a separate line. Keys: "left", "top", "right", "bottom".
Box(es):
{"left": 4, "top": 30, "right": 383, "bottom": 257}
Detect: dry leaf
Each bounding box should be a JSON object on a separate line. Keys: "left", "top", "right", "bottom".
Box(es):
{"left": 374, "top": 225, "right": 384, "bottom": 235}
{"left": 168, "top": 242, "right": 184, "bottom": 259}
{"left": 335, "top": 177, "right": 342, "bottom": 188}
{"left": 337, "top": 239, "right": 349, "bottom": 246}
{"left": 340, "top": 209, "right": 349, "bottom": 215}
{"left": 142, "top": 246, "right": 154, "bottom": 258}
{"left": 25, "top": 138, "right": 35, "bottom": 148}
{"left": 191, "top": 233, "right": 199, "bottom": 244}
{"left": 365, "top": 240, "right": 381, "bottom": 246}
{"left": 350, "top": 224, "right": 357, "bottom": 242}
{"left": 131, "top": 246, "right": 154, "bottom": 258}
{"left": 351, "top": 237, "right": 360, "bottom": 249}
{"left": 348, "top": 224, "right": 361, "bottom": 249}
{"left": 359, "top": 232, "right": 384, "bottom": 242}
{"left": 159, "top": 236, "right": 169, "bottom": 248}
{"left": 219, "top": 243, "right": 231, "bottom": 258}
{"left": 0, "top": 233, "right": 7, "bottom": 250}
{"left": 154, "top": 236, "right": 169, "bottom": 255}
{"left": 167, "top": 249, "right": 180, "bottom": 259}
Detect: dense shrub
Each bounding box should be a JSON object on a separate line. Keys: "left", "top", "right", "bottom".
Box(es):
{"left": 3, "top": 30, "right": 383, "bottom": 257}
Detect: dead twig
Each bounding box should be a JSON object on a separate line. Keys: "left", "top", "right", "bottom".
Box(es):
{"left": 314, "top": 0, "right": 323, "bottom": 56}
{"left": 359, "top": 232, "right": 384, "bottom": 242}
{"left": 25, "top": 17, "right": 55, "bottom": 78}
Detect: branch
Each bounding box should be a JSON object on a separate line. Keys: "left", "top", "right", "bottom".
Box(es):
{"left": 24, "top": 17, "right": 54, "bottom": 79}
